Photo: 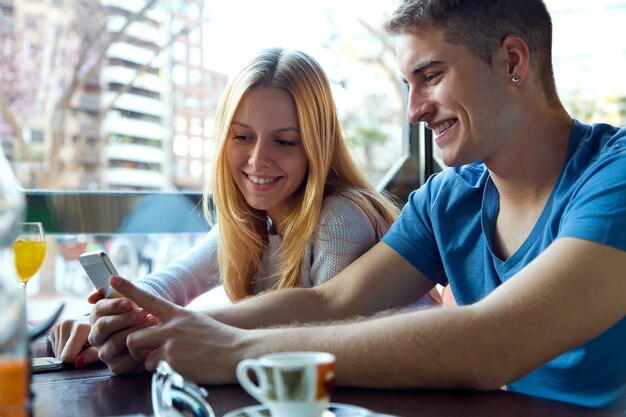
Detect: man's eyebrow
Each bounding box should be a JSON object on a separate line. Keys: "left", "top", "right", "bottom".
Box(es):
{"left": 401, "top": 59, "right": 445, "bottom": 83}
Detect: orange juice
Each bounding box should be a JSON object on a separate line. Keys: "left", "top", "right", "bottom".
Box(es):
{"left": 0, "top": 358, "right": 28, "bottom": 417}
{"left": 13, "top": 239, "right": 46, "bottom": 282}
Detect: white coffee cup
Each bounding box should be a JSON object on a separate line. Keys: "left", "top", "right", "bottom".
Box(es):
{"left": 236, "top": 351, "right": 336, "bottom": 417}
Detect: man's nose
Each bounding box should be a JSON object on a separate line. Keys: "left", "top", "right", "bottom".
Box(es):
{"left": 407, "top": 89, "right": 434, "bottom": 124}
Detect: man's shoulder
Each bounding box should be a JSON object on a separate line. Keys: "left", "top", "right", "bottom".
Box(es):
{"left": 401, "top": 163, "right": 487, "bottom": 221}
{"left": 418, "top": 162, "right": 489, "bottom": 200}
{"left": 586, "top": 121, "right": 625, "bottom": 139}
{"left": 565, "top": 121, "right": 626, "bottom": 181}
{"left": 578, "top": 121, "right": 626, "bottom": 155}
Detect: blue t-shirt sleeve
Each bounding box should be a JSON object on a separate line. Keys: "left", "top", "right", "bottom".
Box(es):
{"left": 560, "top": 147, "right": 626, "bottom": 250}
{"left": 382, "top": 176, "right": 447, "bottom": 285}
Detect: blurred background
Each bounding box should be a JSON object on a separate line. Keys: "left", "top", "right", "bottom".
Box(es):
{"left": 1, "top": 0, "right": 625, "bottom": 320}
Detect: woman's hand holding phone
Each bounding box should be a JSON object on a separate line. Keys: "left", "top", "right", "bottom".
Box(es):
{"left": 51, "top": 291, "right": 156, "bottom": 371}
{"left": 51, "top": 251, "right": 156, "bottom": 370}
{"left": 88, "top": 297, "right": 158, "bottom": 374}
{"left": 50, "top": 285, "right": 114, "bottom": 367}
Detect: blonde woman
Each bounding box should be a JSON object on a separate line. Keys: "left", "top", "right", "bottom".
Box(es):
{"left": 51, "top": 48, "right": 430, "bottom": 373}
{"left": 134, "top": 48, "right": 399, "bottom": 305}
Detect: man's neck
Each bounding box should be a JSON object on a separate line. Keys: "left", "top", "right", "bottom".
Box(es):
{"left": 488, "top": 108, "right": 572, "bottom": 260}
{"left": 487, "top": 109, "right": 572, "bottom": 205}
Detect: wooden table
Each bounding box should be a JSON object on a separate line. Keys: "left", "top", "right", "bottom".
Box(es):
{"left": 30, "top": 362, "right": 623, "bottom": 417}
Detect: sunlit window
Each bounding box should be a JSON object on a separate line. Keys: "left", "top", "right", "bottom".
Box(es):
{"left": 188, "top": 68, "right": 202, "bottom": 84}
{"left": 188, "top": 47, "right": 201, "bottom": 67}
{"left": 189, "top": 136, "right": 203, "bottom": 158}
{"left": 189, "top": 159, "right": 203, "bottom": 178}
{"left": 172, "top": 64, "right": 187, "bottom": 85}
{"left": 4, "top": 0, "right": 623, "bottom": 320}
{"left": 547, "top": 0, "right": 626, "bottom": 126}
{"left": 173, "top": 134, "right": 189, "bottom": 156}
{"left": 174, "top": 115, "right": 187, "bottom": 131}
{"left": 1, "top": 0, "right": 404, "bottom": 192}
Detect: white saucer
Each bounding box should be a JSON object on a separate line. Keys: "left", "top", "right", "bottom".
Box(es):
{"left": 223, "top": 402, "right": 373, "bottom": 417}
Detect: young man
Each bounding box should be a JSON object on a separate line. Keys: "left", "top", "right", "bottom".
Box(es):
{"left": 93, "top": 0, "right": 626, "bottom": 409}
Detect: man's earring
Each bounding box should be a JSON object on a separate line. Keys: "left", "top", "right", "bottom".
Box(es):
{"left": 512, "top": 75, "right": 521, "bottom": 83}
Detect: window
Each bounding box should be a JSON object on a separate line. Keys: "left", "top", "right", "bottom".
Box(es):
{"left": 0, "top": 0, "right": 408, "bottom": 320}
{"left": 27, "top": 128, "right": 44, "bottom": 144}
{"left": 171, "top": 41, "right": 187, "bottom": 62}
{"left": 172, "top": 64, "right": 187, "bottom": 85}
{"left": 173, "top": 134, "right": 189, "bottom": 156}
{"left": 547, "top": 1, "right": 626, "bottom": 126}
{"left": 188, "top": 47, "right": 201, "bottom": 67}
{"left": 3, "top": 0, "right": 623, "bottom": 321}
{"left": 188, "top": 68, "right": 202, "bottom": 84}
{"left": 189, "top": 136, "right": 203, "bottom": 158}
{"left": 2, "top": 0, "right": 404, "bottom": 192}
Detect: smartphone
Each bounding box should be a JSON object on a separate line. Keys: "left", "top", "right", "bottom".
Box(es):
{"left": 79, "top": 250, "right": 118, "bottom": 298}
{"left": 31, "top": 356, "right": 63, "bottom": 373}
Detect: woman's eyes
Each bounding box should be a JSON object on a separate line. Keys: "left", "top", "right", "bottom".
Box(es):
{"left": 275, "top": 139, "right": 296, "bottom": 148}
{"left": 231, "top": 135, "right": 296, "bottom": 148}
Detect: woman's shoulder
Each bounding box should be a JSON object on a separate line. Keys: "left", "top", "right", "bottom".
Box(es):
{"left": 318, "top": 194, "right": 374, "bottom": 231}
{"left": 320, "top": 194, "right": 365, "bottom": 217}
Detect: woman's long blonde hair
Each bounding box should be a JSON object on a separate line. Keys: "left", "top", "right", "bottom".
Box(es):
{"left": 204, "top": 48, "right": 399, "bottom": 301}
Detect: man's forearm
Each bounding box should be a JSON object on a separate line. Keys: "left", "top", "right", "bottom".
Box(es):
{"left": 235, "top": 304, "right": 504, "bottom": 390}
{"left": 204, "top": 243, "right": 435, "bottom": 329}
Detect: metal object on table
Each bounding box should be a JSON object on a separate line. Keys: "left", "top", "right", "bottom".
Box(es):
{"left": 151, "top": 360, "right": 215, "bottom": 417}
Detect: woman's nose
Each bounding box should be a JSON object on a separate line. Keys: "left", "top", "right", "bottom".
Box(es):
{"left": 248, "top": 140, "right": 272, "bottom": 167}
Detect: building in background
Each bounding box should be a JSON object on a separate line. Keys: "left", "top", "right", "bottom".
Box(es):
{"left": 0, "top": 0, "right": 14, "bottom": 160}
{"left": 1, "top": 0, "right": 227, "bottom": 191}
{"left": 168, "top": 0, "right": 227, "bottom": 190}
{"left": 3, "top": 0, "right": 626, "bottom": 191}
{"left": 0, "top": 0, "right": 70, "bottom": 185}
{"left": 5, "top": 0, "right": 626, "bottom": 321}
{"left": 99, "top": 0, "right": 171, "bottom": 190}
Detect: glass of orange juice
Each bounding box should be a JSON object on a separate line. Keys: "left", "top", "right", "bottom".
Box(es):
{"left": 12, "top": 222, "right": 46, "bottom": 292}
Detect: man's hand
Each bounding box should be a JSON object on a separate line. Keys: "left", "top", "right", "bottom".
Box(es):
{"left": 110, "top": 276, "right": 245, "bottom": 384}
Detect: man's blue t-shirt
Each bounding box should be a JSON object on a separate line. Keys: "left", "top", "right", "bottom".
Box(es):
{"left": 382, "top": 120, "right": 626, "bottom": 409}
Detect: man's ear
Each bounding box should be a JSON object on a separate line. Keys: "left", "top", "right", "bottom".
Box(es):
{"left": 497, "top": 35, "right": 530, "bottom": 83}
